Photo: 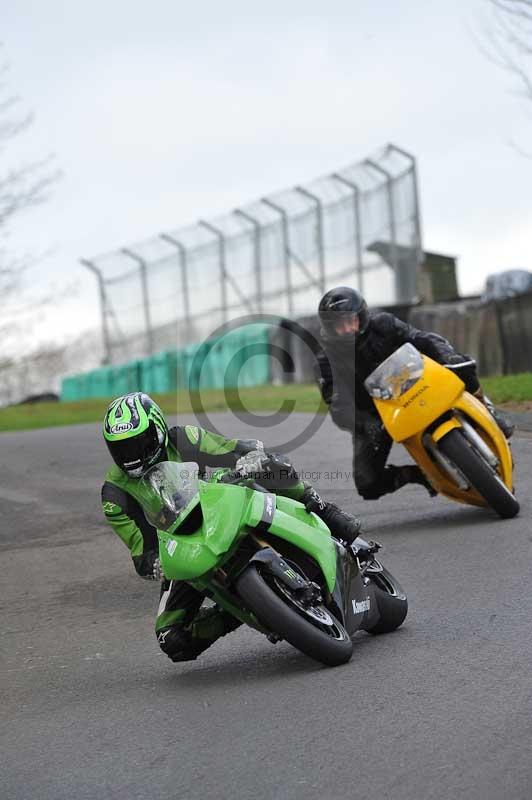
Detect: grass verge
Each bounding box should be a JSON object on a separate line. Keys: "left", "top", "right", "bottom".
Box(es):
{"left": 1, "top": 372, "right": 531, "bottom": 433}
{"left": 482, "top": 372, "right": 532, "bottom": 405}
{"left": 0, "top": 384, "right": 327, "bottom": 432}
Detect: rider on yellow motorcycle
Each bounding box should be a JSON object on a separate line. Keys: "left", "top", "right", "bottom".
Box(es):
{"left": 315, "top": 286, "right": 513, "bottom": 501}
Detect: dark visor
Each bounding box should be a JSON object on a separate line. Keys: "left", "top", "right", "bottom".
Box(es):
{"left": 111, "top": 422, "right": 159, "bottom": 468}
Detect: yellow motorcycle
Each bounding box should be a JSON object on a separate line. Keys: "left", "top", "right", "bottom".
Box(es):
{"left": 363, "top": 343, "right": 519, "bottom": 519}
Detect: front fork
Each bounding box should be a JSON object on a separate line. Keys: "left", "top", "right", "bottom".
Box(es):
{"left": 192, "top": 534, "right": 325, "bottom": 635}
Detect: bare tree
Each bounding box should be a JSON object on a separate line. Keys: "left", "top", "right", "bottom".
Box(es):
{"left": 0, "top": 54, "right": 60, "bottom": 298}
{"left": 0, "top": 328, "right": 105, "bottom": 406}
{"left": 0, "top": 343, "right": 65, "bottom": 405}
{"left": 483, "top": 2, "right": 532, "bottom": 100}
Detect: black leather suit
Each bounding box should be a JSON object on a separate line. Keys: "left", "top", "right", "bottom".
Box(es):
{"left": 315, "top": 311, "right": 479, "bottom": 500}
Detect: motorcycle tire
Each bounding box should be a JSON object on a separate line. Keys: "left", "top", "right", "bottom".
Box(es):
{"left": 366, "top": 568, "right": 408, "bottom": 635}
{"left": 235, "top": 565, "right": 353, "bottom": 667}
{"left": 438, "top": 428, "right": 519, "bottom": 519}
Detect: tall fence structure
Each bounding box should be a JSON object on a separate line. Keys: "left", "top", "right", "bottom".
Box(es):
{"left": 82, "top": 143, "right": 422, "bottom": 365}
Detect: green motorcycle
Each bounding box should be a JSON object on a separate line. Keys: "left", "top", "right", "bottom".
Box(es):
{"left": 140, "top": 456, "right": 408, "bottom": 667}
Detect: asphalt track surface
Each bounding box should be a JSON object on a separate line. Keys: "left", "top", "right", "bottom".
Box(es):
{"left": 2, "top": 411, "right": 532, "bottom": 800}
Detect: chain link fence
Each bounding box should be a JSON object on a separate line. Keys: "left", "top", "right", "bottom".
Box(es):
{"left": 83, "top": 143, "right": 422, "bottom": 365}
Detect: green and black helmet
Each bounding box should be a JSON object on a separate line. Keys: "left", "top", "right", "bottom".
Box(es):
{"left": 103, "top": 393, "right": 169, "bottom": 478}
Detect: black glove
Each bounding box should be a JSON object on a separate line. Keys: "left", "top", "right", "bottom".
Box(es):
{"left": 133, "top": 551, "right": 164, "bottom": 580}
{"left": 443, "top": 355, "right": 480, "bottom": 394}
{"left": 150, "top": 556, "right": 163, "bottom": 581}
{"left": 220, "top": 452, "right": 299, "bottom": 491}
{"left": 254, "top": 452, "right": 300, "bottom": 490}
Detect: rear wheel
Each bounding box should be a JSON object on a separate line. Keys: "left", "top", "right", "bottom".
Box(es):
{"left": 235, "top": 565, "right": 353, "bottom": 667}
{"left": 439, "top": 429, "right": 519, "bottom": 519}
{"left": 366, "top": 567, "right": 408, "bottom": 635}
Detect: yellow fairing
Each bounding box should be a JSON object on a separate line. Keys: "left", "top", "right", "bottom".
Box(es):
{"left": 431, "top": 418, "right": 461, "bottom": 443}
{"left": 373, "top": 356, "right": 464, "bottom": 443}
{"left": 372, "top": 356, "right": 514, "bottom": 506}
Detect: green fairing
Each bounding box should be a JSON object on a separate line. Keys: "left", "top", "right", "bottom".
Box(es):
{"left": 157, "top": 482, "right": 249, "bottom": 581}
{"left": 157, "top": 479, "right": 338, "bottom": 594}
{"left": 261, "top": 495, "right": 337, "bottom": 593}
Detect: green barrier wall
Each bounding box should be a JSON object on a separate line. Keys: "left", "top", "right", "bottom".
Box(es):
{"left": 111, "top": 361, "right": 142, "bottom": 396}
{"left": 60, "top": 325, "right": 271, "bottom": 401}
{"left": 87, "top": 366, "right": 114, "bottom": 399}
{"left": 140, "top": 351, "right": 178, "bottom": 394}
{"left": 61, "top": 374, "right": 84, "bottom": 402}
{"left": 235, "top": 324, "right": 270, "bottom": 387}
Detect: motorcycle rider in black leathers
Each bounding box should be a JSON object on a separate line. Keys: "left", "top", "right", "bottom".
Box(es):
{"left": 101, "top": 392, "right": 362, "bottom": 663}
{"left": 315, "top": 286, "right": 514, "bottom": 501}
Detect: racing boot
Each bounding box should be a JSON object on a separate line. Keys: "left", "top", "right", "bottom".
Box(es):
{"left": 390, "top": 464, "right": 437, "bottom": 497}
{"left": 301, "top": 485, "right": 362, "bottom": 544}
{"left": 475, "top": 390, "right": 514, "bottom": 439}
{"left": 157, "top": 607, "right": 241, "bottom": 662}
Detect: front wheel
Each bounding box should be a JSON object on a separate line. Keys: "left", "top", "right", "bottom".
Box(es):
{"left": 438, "top": 429, "right": 519, "bottom": 519}
{"left": 235, "top": 566, "right": 353, "bottom": 667}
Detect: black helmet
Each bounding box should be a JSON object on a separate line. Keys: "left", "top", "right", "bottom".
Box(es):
{"left": 318, "top": 286, "right": 369, "bottom": 342}
{"left": 103, "top": 393, "right": 169, "bottom": 478}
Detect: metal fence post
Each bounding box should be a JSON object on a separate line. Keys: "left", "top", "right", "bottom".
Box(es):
{"left": 159, "top": 233, "right": 192, "bottom": 336}
{"left": 199, "top": 219, "right": 254, "bottom": 321}
{"left": 121, "top": 247, "right": 154, "bottom": 355}
{"left": 198, "top": 220, "right": 228, "bottom": 324}
{"left": 233, "top": 208, "right": 263, "bottom": 313}
{"left": 364, "top": 158, "right": 403, "bottom": 301}
{"left": 387, "top": 144, "right": 423, "bottom": 270}
{"left": 331, "top": 173, "right": 364, "bottom": 295}
{"left": 260, "top": 197, "right": 294, "bottom": 316}
{"left": 295, "top": 186, "right": 326, "bottom": 294}
{"left": 80, "top": 258, "right": 111, "bottom": 365}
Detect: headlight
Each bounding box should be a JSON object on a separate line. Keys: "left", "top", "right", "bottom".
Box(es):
{"left": 364, "top": 344, "right": 424, "bottom": 400}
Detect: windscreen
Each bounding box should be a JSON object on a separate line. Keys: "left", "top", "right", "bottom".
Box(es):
{"left": 139, "top": 461, "right": 199, "bottom": 531}
{"left": 364, "top": 343, "right": 424, "bottom": 400}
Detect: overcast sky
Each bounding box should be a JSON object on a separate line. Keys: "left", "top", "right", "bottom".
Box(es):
{"left": 3, "top": 0, "right": 532, "bottom": 356}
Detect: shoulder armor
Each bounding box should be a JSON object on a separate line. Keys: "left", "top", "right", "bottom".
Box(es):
{"left": 368, "top": 311, "right": 395, "bottom": 334}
